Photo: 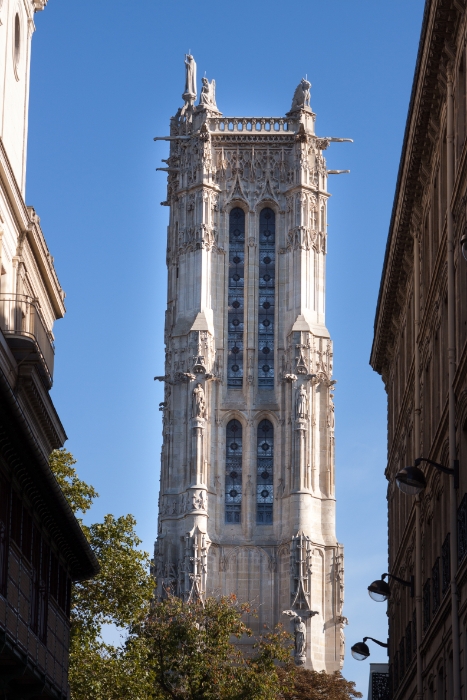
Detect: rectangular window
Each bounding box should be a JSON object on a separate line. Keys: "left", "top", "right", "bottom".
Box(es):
{"left": 442, "top": 534, "right": 450, "bottom": 596}
{"left": 458, "top": 494, "right": 467, "bottom": 563}
{"left": 432, "top": 557, "right": 440, "bottom": 615}
{"left": 0, "top": 475, "right": 10, "bottom": 596}
{"left": 11, "top": 492, "right": 21, "bottom": 547}
{"left": 423, "top": 578, "right": 431, "bottom": 632}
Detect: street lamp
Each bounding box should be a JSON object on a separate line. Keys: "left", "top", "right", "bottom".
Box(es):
{"left": 368, "top": 573, "right": 414, "bottom": 602}
{"left": 395, "top": 456, "right": 459, "bottom": 495}
{"left": 461, "top": 232, "right": 467, "bottom": 262}
{"left": 351, "top": 637, "right": 388, "bottom": 661}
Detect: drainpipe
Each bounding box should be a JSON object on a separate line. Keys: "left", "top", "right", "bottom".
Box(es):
{"left": 447, "top": 66, "right": 461, "bottom": 700}
{"left": 413, "top": 231, "right": 423, "bottom": 700}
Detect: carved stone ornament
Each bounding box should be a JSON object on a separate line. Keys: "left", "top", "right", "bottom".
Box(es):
{"left": 289, "top": 79, "right": 312, "bottom": 112}
{"left": 295, "top": 385, "right": 308, "bottom": 420}
{"left": 198, "top": 76, "right": 219, "bottom": 112}
{"left": 192, "top": 382, "right": 206, "bottom": 419}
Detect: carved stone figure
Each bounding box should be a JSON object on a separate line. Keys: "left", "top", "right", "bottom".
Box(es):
{"left": 199, "top": 76, "right": 218, "bottom": 111}
{"left": 182, "top": 54, "right": 197, "bottom": 112}
{"left": 290, "top": 78, "right": 311, "bottom": 112}
{"left": 283, "top": 610, "right": 307, "bottom": 664}
{"left": 192, "top": 382, "right": 206, "bottom": 419}
{"left": 296, "top": 384, "right": 308, "bottom": 420}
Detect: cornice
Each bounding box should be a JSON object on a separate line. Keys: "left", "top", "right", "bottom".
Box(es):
{"left": 371, "top": 0, "right": 462, "bottom": 375}
{"left": 0, "top": 138, "right": 65, "bottom": 319}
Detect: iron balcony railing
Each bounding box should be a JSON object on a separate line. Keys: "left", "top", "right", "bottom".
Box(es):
{"left": 0, "top": 293, "right": 55, "bottom": 384}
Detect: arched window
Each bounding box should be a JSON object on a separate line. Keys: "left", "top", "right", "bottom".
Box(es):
{"left": 228, "top": 208, "right": 245, "bottom": 387}
{"left": 225, "top": 420, "right": 242, "bottom": 523}
{"left": 256, "top": 420, "right": 273, "bottom": 524}
{"left": 258, "top": 208, "right": 275, "bottom": 388}
{"left": 14, "top": 14, "right": 20, "bottom": 70}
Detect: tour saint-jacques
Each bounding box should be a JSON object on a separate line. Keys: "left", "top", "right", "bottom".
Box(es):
{"left": 153, "top": 56, "right": 351, "bottom": 672}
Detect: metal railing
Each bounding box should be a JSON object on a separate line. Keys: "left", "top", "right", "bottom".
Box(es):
{"left": 0, "top": 294, "right": 55, "bottom": 381}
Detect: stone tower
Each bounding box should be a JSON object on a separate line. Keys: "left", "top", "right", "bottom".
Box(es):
{"left": 154, "top": 58, "right": 348, "bottom": 672}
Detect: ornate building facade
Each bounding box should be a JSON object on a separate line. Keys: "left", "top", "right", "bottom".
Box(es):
{"left": 0, "top": 1, "right": 98, "bottom": 698}
{"left": 371, "top": 1, "right": 467, "bottom": 698}
{"left": 154, "top": 59, "right": 348, "bottom": 672}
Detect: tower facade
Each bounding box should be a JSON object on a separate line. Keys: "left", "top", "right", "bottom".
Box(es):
{"left": 154, "top": 59, "right": 346, "bottom": 672}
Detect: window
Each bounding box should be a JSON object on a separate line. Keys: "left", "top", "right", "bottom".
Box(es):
{"left": 0, "top": 475, "right": 9, "bottom": 596}
{"left": 256, "top": 420, "right": 273, "bottom": 524}
{"left": 13, "top": 13, "right": 20, "bottom": 75}
{"left": 258, "top": 209, "right": 275, "bottom": 388}
{"left": 227, "top": 209, "right": 245, "bottom": 387}
{"left": 225, "top": 420, "right": 242, "bottom": 523}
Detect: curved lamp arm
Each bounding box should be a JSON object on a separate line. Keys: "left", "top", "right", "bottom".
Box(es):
{"left": 415, "top": 457, "right": 459, "bottom": 489}
{"left": 363, "top": 637, "right": 388, "bottom": 649}
{"left": 382, "top": 573, "right": 415, "bottom": 597}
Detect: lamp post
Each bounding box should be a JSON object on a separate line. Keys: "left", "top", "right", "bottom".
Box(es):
{"left": 351, "top": 637, "right": 388, "bottom": 661}
{"left": 461, "top": 232, "right": 467, "bottom": 262}
{"left": 368, "top": 573, "right": 414, "bottom": 602}
{"left": 395, "top": 457, "right": 459, "bottom": 496}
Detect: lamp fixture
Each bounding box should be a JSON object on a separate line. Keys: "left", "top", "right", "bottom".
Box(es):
{"left": 368, "top": 573, "right": 414, "bottom": 602}
{"left": 395, "top": 457, "right": 459, "bottom": 496}
{"left": 350, "top": 637, "right": 388, "bottom": 661}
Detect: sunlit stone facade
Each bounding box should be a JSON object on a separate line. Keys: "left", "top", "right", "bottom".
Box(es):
{"left": 154, "top": 64, "right": 346, "bottom": 672}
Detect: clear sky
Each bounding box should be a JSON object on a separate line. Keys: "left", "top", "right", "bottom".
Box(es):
{"left": 26, "top": 0, "right": 425, "bottom": 694}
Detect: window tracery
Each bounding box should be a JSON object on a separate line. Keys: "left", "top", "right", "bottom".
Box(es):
{"left": 227, "top": 208, "right": 245, "bottom": 387}
{"left": 257, "top": 419, "right": 273, "bottom": 524}
{"left": 258, "top": 208, "right": 275, "bottom": 388}
{"left": 225, "top": 420, "right": 242, "bottom": 523}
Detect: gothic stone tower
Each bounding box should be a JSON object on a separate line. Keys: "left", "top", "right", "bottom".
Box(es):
{"left": 154, "top": 59, "right": 347, "bottom": 672}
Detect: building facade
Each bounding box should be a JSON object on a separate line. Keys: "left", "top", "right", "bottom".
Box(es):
{"left": 0, "top": 1, "right": 98, "bottom": 698}
{"left": 371, "top": 1, "right": 467, "bottom": 698}
{"left": 154, "top": 58, "right": 348, "bottom": 672}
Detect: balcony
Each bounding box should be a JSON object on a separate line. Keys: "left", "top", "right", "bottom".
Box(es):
{"left": 0, "top": 294, "right": 55, "bottom": 386}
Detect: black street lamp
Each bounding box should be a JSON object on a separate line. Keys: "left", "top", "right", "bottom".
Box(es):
{"left": 350, "top": 637, "right": 388, "bottom": 661}
{"left": 368, "top": 573, "right": 414, "bottom": 602}
{"left": 461, "top": 232, "right": 467, "bottom": 262}
{"left": 395, "top": 457, "right": 459, "bottom": 496}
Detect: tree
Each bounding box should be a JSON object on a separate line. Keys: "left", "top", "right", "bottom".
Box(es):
{"left": 50, "top": 450, "right": 361, "bottom": 700}
{"left": 278, "top": 668, "right": 362, "bottom": 700}
{"left": 49, "top": 449, "right": 154, "bottom": 700}
{"left": 135, "top": 593, "right": 293, "bottom": 700}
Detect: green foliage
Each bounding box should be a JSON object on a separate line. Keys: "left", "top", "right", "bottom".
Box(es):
{"left": 278, "top": 668, "right": 362, "bottom": 700}
{"left": 136, "top": 594, "right": 293, "bottom": 700}
{"left": 49, "top": 449, "right": 154, "bottom": 700}
{"left": 49, "top": 449, "right": 361, "bottom": 700}
{"left": 49, "top": 449, "right": 98, "bottom": 516}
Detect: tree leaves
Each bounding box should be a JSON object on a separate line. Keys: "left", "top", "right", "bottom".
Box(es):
{"left": 49, "top": 449, "right": 154, "bottom": 700}
{"left": 49, "top": 449, "right": 361, "bottom": 700}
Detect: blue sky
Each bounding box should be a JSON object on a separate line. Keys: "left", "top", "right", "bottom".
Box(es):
{"left": 26, "top": 0, "right": 425, "bottom": 694}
